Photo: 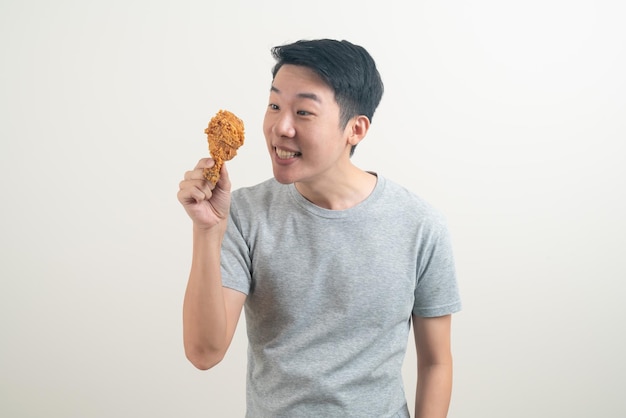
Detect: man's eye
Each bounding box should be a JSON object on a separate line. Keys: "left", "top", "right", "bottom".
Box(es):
{"left": 297, "top": 110, "right": 311, "bottom": 116}
{"left": 268, "top": 104, "right": 279, "bottom": 110}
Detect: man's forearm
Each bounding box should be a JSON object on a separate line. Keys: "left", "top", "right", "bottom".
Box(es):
{"left": 414, "top": 362, "right": 453, "bottom": 418}
{"left": 182, "top": 227, "right": 228, "bottom": 369}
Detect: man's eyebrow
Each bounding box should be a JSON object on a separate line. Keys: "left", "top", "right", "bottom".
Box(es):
{"left": 270, "top": 86, "right": 321, "bottom": 102}
{"left": 297, "top": 92, "right": 321, "bottom": 102}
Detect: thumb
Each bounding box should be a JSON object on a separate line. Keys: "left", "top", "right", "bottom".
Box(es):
{"left": 215, "top": 162, "right": 232, "bottom": 192}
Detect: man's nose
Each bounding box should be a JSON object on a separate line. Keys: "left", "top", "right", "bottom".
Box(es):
{"left": 274, "top": 113, "right": 296, "bottom": 138}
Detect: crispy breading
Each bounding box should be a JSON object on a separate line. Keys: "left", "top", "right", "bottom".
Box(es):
{"left": 203, "top": 110, "right": 245, "bottom": 185}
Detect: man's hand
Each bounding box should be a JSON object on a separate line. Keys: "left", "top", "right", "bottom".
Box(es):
{"left": 177, "top": 158, "right": 231, "bottom": 231}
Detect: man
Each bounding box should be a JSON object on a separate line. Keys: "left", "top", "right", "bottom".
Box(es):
{"left": 177, "top": 39, "right": 461, "bottom": 417}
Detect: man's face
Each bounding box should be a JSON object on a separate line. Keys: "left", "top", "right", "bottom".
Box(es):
{"left": 263, "top": 64, "right": 353, "bottom": 185}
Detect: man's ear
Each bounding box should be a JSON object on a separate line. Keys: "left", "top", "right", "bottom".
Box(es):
{"left": 347, "top": 115, "right": 371, "bottom": 147}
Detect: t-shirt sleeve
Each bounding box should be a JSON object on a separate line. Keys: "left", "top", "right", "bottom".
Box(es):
{"left": 412, "top": 218, "right": 462, "bottom": 317}
{"left": 220, "top": 203, "right": 252, "bottom": 295}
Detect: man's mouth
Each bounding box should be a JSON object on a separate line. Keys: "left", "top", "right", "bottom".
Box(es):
{"left": 275, "top": 147, "right": 301, "bottom": 159}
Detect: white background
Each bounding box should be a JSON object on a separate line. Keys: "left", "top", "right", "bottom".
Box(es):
{"left": 1, "top": 1, "right": 625, "bottom": 417}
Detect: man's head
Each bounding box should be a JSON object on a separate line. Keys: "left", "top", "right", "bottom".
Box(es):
{"left": 270, "top": 39, "right": 384, "bottom": 155}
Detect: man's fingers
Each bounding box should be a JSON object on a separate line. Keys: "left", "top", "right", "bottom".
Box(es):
{"left": 178, "top": 183, "right": 212, "bottom": 204}
{"left": 179, "top": 175, "right": 214, "bottom": 196}
{"left": 184, "top": 168, "right": 205, "bottom": 181}
{"left": 194, "top": 157, "right": 216, "bottom": 170}
{"left": 184, "top": 166, "right": 217, "bottom": 184}
{"left": 178, "top": 159, "right": 220, "bottom": 204}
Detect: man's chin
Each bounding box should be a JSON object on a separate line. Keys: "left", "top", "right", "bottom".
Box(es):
{"left": 273, "top": 174, "right": 295, "bottom": 185}
{"left": 272, "top": 166, "right": 298, "bottom": 185}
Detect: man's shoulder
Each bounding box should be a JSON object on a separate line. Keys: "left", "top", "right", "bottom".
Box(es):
{"left": 378, "top": 175, "right": 447, "bottom": 226}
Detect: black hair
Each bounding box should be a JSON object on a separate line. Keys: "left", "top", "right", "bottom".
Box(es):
{"left": 270, "top": 39, "right": 384, "bottom": 155}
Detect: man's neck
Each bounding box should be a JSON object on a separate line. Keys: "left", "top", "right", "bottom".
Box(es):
{"left": 294, "top": 168, "right": 377, "bottom": 210}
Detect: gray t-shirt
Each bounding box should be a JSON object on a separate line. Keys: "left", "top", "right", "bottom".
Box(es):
{"left": 221, "top": 175, "right": 461, "bottom": 417}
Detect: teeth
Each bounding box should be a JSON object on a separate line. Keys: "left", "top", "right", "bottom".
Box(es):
{"left": 276, "top": 148, "right": 299, "bottom": 159}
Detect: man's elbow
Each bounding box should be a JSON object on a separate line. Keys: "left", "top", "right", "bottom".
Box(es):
{"left": 185, "top": 346, "right": 225, "bottom": 370}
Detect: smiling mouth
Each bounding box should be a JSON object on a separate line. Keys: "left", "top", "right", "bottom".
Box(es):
{"left": 275, "top": 147, "right": 301, "bottom": 159}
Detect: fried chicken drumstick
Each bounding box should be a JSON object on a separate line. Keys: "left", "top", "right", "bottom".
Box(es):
{"left": 203, "top": 109, "right": 245, "bottom": 185}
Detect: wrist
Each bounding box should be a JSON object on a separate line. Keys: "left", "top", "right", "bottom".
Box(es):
{"left": 192, "top": 221, "right": 226, "bottom": 239}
